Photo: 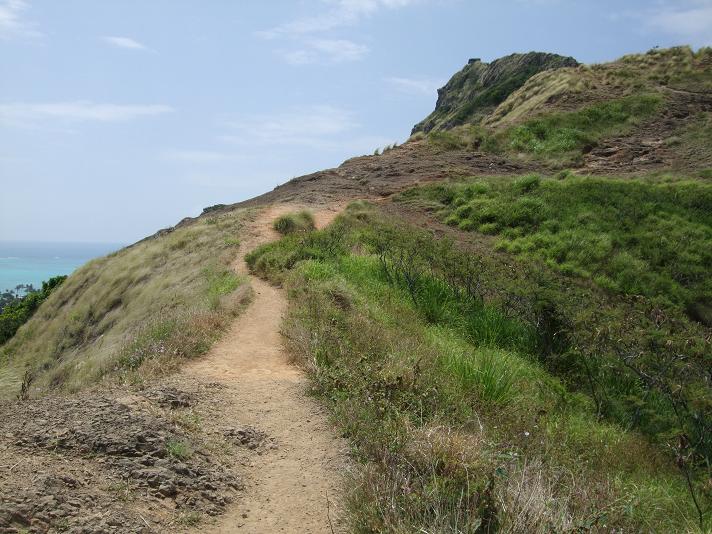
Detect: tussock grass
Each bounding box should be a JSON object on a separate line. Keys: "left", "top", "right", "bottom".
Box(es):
{"left": 0, "top": 208, "right": 253, "bottom": 398}
{"left": 440, "top": 349, "right": 517, "bottom": 405}
{"left": 272, "top": 210, "right": 315, "bottom": 235}
{"left": 246, "top": 202, "right": 708, "bottom": 532}
{"left": 166, "top": 439, "right": 193, "bottom": 460}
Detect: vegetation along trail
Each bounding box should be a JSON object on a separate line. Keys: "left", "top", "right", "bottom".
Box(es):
{"left": 184, "top": 203, "right": 347, "bottom": 533}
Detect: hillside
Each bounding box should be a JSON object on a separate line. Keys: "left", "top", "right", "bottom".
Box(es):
{"left": 1, "top": 47, "right": 711, "bottom": 533}
{"left": 412, "top": 51, "right": 579, "bottom": 133}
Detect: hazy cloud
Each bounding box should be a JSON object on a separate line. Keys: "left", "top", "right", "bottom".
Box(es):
{"left": 161, "top": 149, "right": 241, "bottom": 163}
{"left": 221, "top": 105, "right": 358, "bottom": 147}
{"left": 282, "top": 38, "right": 369, "bottom": 64}
{"left": 260, "top": 0, "right": 419, "bottom": 37}
{"left": 0, "top": 0, "right": 41, "bottom": 40}
{"left": 260, "top": 0, "right": 421, "bottom": 64}
{"left": 102, "top": 35, "right": 148, "bottom": 50}
{"left": 637, "top": 0, "right": 712, "bottom": 46}
{"left": 0, "top": 101, "right": 174, "bottom": 126}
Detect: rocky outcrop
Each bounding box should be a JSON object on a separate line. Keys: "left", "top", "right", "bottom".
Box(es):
{"left": 412, "top": 52, "right": 579, "bottom": 134}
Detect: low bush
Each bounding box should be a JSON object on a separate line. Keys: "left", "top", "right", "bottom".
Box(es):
{"left": 425, "top": 94, "right": 663, "bottom": 167}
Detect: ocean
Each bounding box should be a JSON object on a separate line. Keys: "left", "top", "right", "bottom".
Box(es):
{"left": 0, "top": 241, "right": 125, "bottom": 293}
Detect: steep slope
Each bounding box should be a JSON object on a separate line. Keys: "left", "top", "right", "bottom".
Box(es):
{"left": 0, "top": 208, "right": 252, "bottom": 398}
{"left": 412, "top": 51, "right": 579, "bottom": 134}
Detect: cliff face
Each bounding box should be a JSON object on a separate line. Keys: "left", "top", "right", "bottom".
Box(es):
{"left": 412, "top": 52, "right": 579, "bottom": 133}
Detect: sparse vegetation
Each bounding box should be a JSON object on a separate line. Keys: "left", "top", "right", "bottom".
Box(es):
{"left": 166, "top": 439, "right": 193, "bottom": 460}
{"left": 505, "top": 93, "right": 662, "bottom": 161}
{"left": 246, "top": 202, "right": 710, "bottom": 532}
{"left": 272, "top": 210, "right": 316, "bottom": 235}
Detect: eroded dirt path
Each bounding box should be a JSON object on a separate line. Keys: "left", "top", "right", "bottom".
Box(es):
{"left": 184, "top": 203, "right": 347, "bottom": 533}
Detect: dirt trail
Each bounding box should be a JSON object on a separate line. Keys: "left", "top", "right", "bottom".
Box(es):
{"left": 184, "top": 203, "right": 347, "bottom": 533}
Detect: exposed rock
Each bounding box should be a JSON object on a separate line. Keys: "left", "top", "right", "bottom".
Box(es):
{"left": 0, "top": 385, "right": 241, "bottom": 533}
{"left": 223, "top": 426, "right": 276, "bottom": 452}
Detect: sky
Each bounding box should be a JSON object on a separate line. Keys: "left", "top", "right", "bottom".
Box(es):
{"left": 1, "top": 0, "right": 710, "bottom": 244}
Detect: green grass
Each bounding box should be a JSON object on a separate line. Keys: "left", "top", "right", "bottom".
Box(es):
{"left": 440, "top": 349, "right": 517, "bottom": 404}
{"left": 246, "top": 202, "right": 709, "bottom": 532}
{"left": 427, "top": 93, "right": 663, "bottom": 166}
{"left": 402, "top": 174, "right": 712, "bottom": 319}
{"left": 506, "top": 94, "right": 662, "bottom": 159}
{"left": 0, "top": 207, "right": 253, "bottom": 398}
{"left": 272, "top": 210, "right": 316, "bottom": 235}
{"left": 166, "top": 439, "right": 192, "bottom": 460}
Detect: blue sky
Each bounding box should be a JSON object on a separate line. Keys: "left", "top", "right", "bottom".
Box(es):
{"left": 1, "top": 0, "right": 710, "bottom": 243}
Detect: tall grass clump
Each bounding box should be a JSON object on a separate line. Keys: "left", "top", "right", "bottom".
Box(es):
{"left": 441, "top": 349, "right": 516, "bottom": 404}
{"left": 272, "top": 210, "right": 315, "bottom": 235}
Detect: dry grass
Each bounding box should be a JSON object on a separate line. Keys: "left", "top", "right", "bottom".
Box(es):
{"left": 487, "top": 46, "right": 711, "bottom": 128}
{"left": 0, "top": 207, "right": 254, "bottom": 398}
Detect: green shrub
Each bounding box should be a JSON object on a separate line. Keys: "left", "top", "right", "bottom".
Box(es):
{"left": 272, "top": 210, "right": 316, "bottom": 235}
{"left": 428, "top": 130, "right": 466, "bottom": 150}
{"left": 407, "top": 175, "right": 712, "bottom": 315}
{"left": 0, "top": 276, "right": 67, "bottom": 345}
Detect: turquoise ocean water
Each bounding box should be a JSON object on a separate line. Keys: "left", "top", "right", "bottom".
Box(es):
{"left": 0, "top": 241, "right": 124, "bottom": 293}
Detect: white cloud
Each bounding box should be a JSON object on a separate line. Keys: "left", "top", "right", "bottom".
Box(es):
{"left": 282, "top": 38, "right": 369, "bottom": 64}
{"left": 387, "top": 76, "right": 443, "bottom": 95}
{"left": 0, "top": 0, "right": 41, "bottom": 40}
{"left": 102, "top": 35, "right": 147, "bottom": 50}
{"left": 260, "top": 0, "right": 420, "bottom": 37}
{"left": 0, "top": 101, "right": 174, "bottom": 126}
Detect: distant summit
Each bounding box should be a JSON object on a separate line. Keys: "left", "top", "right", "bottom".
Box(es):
{"left": 412, "top": 52, "right": 579, "bottom": 133}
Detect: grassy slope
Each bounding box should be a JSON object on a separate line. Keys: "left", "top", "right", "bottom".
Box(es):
{"left": 427, "top": 93, "right": 663, "bottom": 166}
{"left": 399, "top": 174, "right": 712, "bottom": 317}
{"left": 396, "top": 174, "right": 711, "bottom": 460}
{"left": 413, "top": 53, "right": 578, "bottom": 133}
{"left": 246, "top": 203, "right": 708, "bottom": 532}
{"left": 0, "top": 208, "right": 252, "bottom": 398}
